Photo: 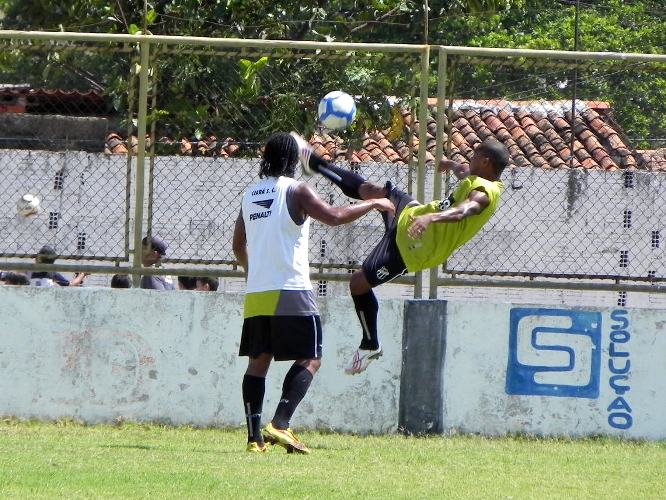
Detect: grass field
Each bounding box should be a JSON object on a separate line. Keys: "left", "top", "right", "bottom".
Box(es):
{"left": 1, "top": 419, "right": 664, "bottom": 499}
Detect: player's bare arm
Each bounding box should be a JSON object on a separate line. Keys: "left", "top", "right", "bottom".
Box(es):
{"left": 438, "top": 158, "right": 470, "bottom": 180}
{"left": 407, "top": 189, "right": 490, "bottom": 240}
{"left": 295, "top": 182, "right": 395, "bottom": 226}
{"left": 232, "top": 210, "right": 248, "bottom": 272}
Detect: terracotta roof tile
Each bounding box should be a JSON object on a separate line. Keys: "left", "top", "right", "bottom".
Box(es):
{"left": 104, "top": 100, "right": 656, "bottom": 171}
{"left": 0, "top": 87, "right": 108, "bottom": 115}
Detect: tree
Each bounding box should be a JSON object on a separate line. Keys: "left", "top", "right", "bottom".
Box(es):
{"left": 0, "top": 0, "right": 662, "bottom": 149}
{"left": 428, "top": 0, "right": 666, "bottom": 148}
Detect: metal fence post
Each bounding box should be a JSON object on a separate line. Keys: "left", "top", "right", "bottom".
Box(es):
{"left": 131, "top": 38, "right": 151, "bottom": 285}
{"left": 429, "top": 47, "right": 448, "bottom": 299}
{"left": 414, "top": 45, "right": 431, "bottom": 299}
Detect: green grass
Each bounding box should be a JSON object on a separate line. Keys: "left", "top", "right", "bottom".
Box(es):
{"left": 0, "top": 419, "right": 665, "bottom": 499}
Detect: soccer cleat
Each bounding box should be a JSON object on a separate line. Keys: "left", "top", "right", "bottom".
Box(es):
{"left": 290, "top": 131, "right": 320, "bottom": 176}
{"left": 344, "top": 347, "right": 383, "bottom": 375}
{"left": 262, "top": 422, "right": 310, "bottom": 454}
{"left": 246, "top": 441, "right": 269, "bottom": 453}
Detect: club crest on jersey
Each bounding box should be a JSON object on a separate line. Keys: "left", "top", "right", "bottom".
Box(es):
{"left": 376, "top": 266, "right": 390, "bottom": 280}
{"left": 253, "top": 199, "right": 274, "bottom": 209}
{"left": 438, "top": 194, "right": 455, "bottom": 211}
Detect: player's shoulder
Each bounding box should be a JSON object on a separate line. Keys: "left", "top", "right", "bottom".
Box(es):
{"left": 469, "top": 175, "right": 503, "bottom": 192}
{"left": 289, "top": 180, "right": 316, "bottom": 197}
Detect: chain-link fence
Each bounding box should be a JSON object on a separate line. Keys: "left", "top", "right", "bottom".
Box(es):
{"left": 429, "top": 49, "right": 666, "bottom": 297}
{"left": 1, "top": 32, "right": 665, "bottom": 298}
{"left": 145, "top": 43, "right": 421, "bottom": 269}
{"left": 0, "top": 37, "right": 135, "bottom": 265}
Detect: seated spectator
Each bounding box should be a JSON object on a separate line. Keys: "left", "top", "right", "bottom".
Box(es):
{"left": 110, "top": 274, "right": 132, "bottom": 288}
{"left": 3, "top": 272, "right": 29, "bottom": 286}
{"left": 140, "top": 236, "right": 174, "bottom": 290}
{"left": 30, "top": 245, "right": 87, "bottom": 287}
{"left": 177, "top": 276, "right": 197, "bottom": 290}
{"left": 195, "top": 277, "right": 219, "bottom": 292}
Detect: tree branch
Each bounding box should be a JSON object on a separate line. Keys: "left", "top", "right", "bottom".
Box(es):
{"left": 349, "top": 6, "right": 403, "bottom": 34}
{"left": 116, "top": 0, "right": 130, "bottom": 32}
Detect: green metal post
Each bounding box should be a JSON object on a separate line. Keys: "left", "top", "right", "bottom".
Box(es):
{"left": 131, "top": 39, "right": 150, "bottom": 285}
{"left": 414, "top": 45, "right": 431, "bottom": 299}
{"left": 429, "top": 47, "right": 448, "bottom": 299}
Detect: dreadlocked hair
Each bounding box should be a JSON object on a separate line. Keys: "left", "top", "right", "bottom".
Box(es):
{"left": 259, "top": 132, "right": 299, "bottom": 178}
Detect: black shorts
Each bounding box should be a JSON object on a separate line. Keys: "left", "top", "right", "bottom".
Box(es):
{"left": 239, "top": 315, "right": 323, "bottom": 361}
{"left": 361, "top": 183, "right": 414, "bottom": 287}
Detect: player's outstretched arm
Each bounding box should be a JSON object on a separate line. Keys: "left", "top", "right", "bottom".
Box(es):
{"left": 439, "top": 159, "right": 470, "bottom": 180}
{"left": 232, "top": 210, "right": 248, "bottom": 273}
{"left": 296, "top": 183, "right": 394, "bottom": 227}
{"left": 407, "top": 189, "right": 489, "bottom": 239}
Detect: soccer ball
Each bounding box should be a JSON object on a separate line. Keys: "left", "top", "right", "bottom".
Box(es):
{"left": 16, "top": 194, "right": 41, "bottom": 217}
{"left": 318, "top": 91, "right": 357, "bottom": 130}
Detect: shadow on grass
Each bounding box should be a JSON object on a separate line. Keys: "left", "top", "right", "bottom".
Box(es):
{"left": 99, "top": 444, "right": 240, "bottom": 454}
{"left": 101, "top": 444, "right": 156, "bottom": 450}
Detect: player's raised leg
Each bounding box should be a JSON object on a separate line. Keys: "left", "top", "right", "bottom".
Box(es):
{"left": 344, "top": 270, "right": 383, "bottom": 375}
{"left": 344, "top": 204, "right": 410, "bottom": 375}
{"left": 290, "top": 131, "right": 388, "bottom": 201}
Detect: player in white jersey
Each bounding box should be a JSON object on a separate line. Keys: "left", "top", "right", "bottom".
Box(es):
{"left": 233, "top": 132, "right": 394, "bottom": 453}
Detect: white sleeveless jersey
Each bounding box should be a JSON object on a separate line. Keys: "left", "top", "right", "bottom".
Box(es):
{"left": 242, "top": 176, "right": 312, "bottom": 293}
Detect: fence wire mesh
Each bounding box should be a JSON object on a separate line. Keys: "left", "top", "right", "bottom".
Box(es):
{"left": 435, "top": 54, "right": 666, "bottom": 285}
{"left": 0, "top": 39, "right": 134, "bottom": 261}
{"left": 145, "top": 45, "right": 420, "bottom": 268}
{"left": 0, "top": 33, "right": 665, "bottom": 296}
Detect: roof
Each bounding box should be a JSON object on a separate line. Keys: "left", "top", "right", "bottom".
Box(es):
{"left": 105, "top": 100, "right": 664, "bottom": 171}
{"left": 0, "top": 87, "right": 108, "bottom": 115}
{"left": 311, "top": 100, "right": 648, "bottom": 170}
{"left": 105, "top": 133, "right": 241, "bottom": 157}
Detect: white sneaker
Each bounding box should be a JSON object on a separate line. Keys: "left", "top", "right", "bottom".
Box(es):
{"left": 289, "top": 131, "right": 316, "bottom": 175}
{"left": 344, "top": 347, "right": 383, "bottom": 375}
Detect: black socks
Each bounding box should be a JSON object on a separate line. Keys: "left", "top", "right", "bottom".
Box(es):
{"left": 316, "top": 163, "right": 366, "bottom": 200}
{"left": 242, "top": 374, "right": 265, "bottom": 443}
{"left": 352, "top": 290, "right": 380, "bottom": 350}
{"left": 271, "top": 364, "right": 314, "bottom": 430}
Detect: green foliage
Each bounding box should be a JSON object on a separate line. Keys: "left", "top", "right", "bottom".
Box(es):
{"left": 430, "top": 0, "right": 666, "bottom": 148}
{"left": 0, "top": 0, "right": 663, "bottom": 148}
{"left": 235, "top": 57, "right": 269, "bottom": 100}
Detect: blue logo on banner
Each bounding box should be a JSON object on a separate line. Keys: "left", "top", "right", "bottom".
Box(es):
{"left": 506, "top": 308, "right": 602, "bottom": 398}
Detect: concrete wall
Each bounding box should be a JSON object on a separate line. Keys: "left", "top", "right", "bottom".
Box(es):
{"left": 400, "top": 301, "right": 665, "bottom": 440}
{"left": 0, "top": 114, "right": 108, "bottom": 151}
{"left": 5, "top": 149, "right": 666, "bottom": 309}
{"left": 0, "top": 286, "right": 403, "bottom": 434}
{"left": 5, "top": 149, "right": 666, "bottom": 279}
{"left": 3, "top": 288, "right": 665, "bottom": 439}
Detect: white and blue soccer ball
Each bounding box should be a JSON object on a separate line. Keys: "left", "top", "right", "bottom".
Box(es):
{"left": 318, "top": 91, "right": 357, "bottom": 130}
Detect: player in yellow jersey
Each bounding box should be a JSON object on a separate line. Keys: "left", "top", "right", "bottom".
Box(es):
{"left": 290, "top": 132, "right": 509, "bottom": 374}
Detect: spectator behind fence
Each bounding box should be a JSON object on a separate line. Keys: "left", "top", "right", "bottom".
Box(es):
{"left": 140, "top": 236, "right": 175, "bottom": 290}
{"left": 195, "top": 277, "right": 219, "bottom": 292}
{"left": 30, "top": 245, "right": 87, "bottom": 287}
{"left": 110, "top": 274, "right": 132, "bottom": 289}
{"left": 3, "top": 272, "right": 29, "bottom": 286}
{"left": 177, "top": 276, "right": 197, "bottom": 290}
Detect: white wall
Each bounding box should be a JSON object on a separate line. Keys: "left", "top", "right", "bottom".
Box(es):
{"left": 0, "top": 286, "right": 403, "bottom": 434}
{"left": 442, "top": 302, "right": 666, "bottom": 440}
{"left": 4, "top": 287, "right": 665, "bottom": 439}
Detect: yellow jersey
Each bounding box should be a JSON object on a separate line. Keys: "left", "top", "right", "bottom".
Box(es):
{"left": 395, "top": 176, "right": 503, "bottom": 272}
